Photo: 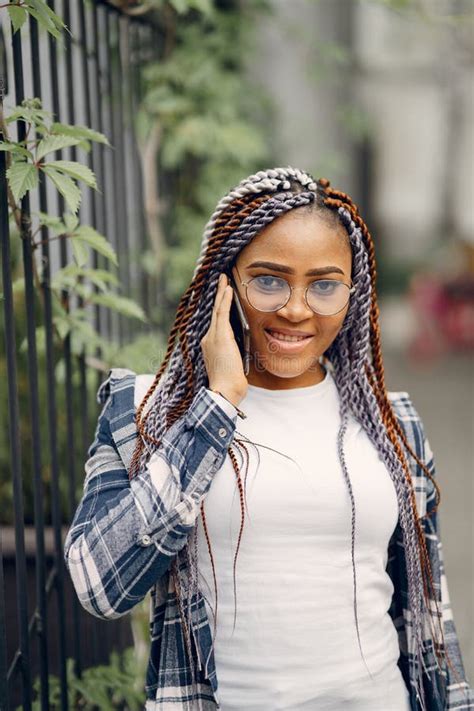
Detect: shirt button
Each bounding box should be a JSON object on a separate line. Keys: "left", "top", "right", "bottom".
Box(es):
{"left": 141, "top": 534, "right": 152, "bottom": 546}
{"left": 218, "top": 427, "right": 227, "bottom": 438}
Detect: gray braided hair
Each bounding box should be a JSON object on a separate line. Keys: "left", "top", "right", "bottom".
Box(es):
{"left": 135, "top": 166, "right": 445, "bottom": 710}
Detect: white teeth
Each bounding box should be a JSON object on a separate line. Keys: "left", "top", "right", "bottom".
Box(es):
{"left": 267, "top": 330, "right": 309, "bottom": 342}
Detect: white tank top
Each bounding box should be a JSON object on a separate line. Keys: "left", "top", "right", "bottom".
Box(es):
{"left": 197, "top": 366, "right": 411, "bottom": 710}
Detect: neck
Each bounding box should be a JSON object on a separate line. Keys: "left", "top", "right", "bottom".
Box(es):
{"left": 246, "top": 360, "right": 326, "bottom": 391}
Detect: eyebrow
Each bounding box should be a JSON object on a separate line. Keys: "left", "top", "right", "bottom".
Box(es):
{"left": 246, "top": 260, "right": 345, "bottom": 276}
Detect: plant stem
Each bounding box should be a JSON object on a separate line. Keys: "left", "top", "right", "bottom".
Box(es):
{"left": 32, "top": 231, "right": 69, "bottom": 249}
{"left": 0, "top": 105, "right": 23, "bottom": 230}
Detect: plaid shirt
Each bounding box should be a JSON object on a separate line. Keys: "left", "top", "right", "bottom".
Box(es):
{"left": 64, "top": 368, "right": 473, "bottom": 710}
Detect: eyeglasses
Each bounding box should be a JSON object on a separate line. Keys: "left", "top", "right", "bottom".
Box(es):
{"left": 231, "top": 264, "right": 356, "bottom": 316}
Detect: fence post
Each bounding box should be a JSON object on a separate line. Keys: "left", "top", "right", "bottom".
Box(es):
{"left": 0, "top": 69, "right": 11, "bottom": 711}
{"left": 0, "top": 53, "right": 32, "bottom": 710}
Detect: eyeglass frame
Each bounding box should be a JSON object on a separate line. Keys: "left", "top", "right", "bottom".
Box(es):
{"left": 230, "top": 263, "right": 356, "bottom": 316}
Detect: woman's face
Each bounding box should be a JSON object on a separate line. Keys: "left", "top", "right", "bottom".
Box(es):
{"left": 231, "top": 209, "right": 352, "bottom": 390}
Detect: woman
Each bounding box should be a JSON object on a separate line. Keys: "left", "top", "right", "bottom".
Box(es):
{"left": 64, "top": 167, "right": 472, "bottom": 711}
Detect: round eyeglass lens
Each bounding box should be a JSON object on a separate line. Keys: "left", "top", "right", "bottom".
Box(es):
{"left": 306, "top": 279, "right": 351, "bottom": 315}
{"left": 246, "top": 275, "right": 289, "bottom": 311}
{"left": 246, "top": 276, "right": 351, "bottom": 315}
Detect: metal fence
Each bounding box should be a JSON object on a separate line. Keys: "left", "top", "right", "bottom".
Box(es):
{"left": 0, "top": 2, "right": 159, "bottom": 708}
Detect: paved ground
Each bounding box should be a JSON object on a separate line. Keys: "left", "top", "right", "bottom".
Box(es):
{"left": 381, "top": 340, "right": 473, "bottom": 682}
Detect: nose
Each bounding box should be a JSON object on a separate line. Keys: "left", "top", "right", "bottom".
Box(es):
{"left": 276, "top": 286, "right": 314, "bottom": 321}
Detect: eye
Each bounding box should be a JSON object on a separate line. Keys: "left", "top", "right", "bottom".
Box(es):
{"left": 252, "top": 275, "right": 287, "bottom": 291}
{"left": 309, "top": 279, "right": 339, "bottom": 295}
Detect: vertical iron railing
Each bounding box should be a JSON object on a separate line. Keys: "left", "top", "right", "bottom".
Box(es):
{"left": 0, "top": 2, "right": 159, "bottom": 709}
{"left": 4, "top": 27, "right": 34, "bottom": 710}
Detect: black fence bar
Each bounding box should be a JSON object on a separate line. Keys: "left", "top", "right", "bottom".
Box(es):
{"left": 61, "top": 3, "right": 91, "bottom": 558}
{"left": 115, "top": 15, "right": 132, "bottom": 303}
{"left": 100, "top": 4, "right": 120, "bottom": 345}
{"left": 74, "top": 2, "right": 103, "bottom": 664}
{"left": 107, "top": 10, "right": 127, "bottom": 345}
{"left": 20, "top": 222, "right": 51, "bottom": 711}
{"left": 0, "top": 535, "right": 8, "bottom": 711}
{"left": 61, "top": 4, "right": 89, "bottom": 683}
{"left": 0, "top": 89, "right": 12, "bottom": 711}
{"left": 22, "top": 18, "right": 52, "bottom": 711}
{"left": 21, "top": 207, "right": 51, "bottom": 711}
{"left": 7, "top": 24, "right": 33, "bottom": 711}
{"left": 91, "top": 2, "right": 112, "bottom": 351}
{"left": 29, "top": 9, "right": 70, "bottom": 709}
{"left": 130, "top": 21, "right": 151, "bottom": 329}
{"left": 78, "top": 0, "right": 103, "bottom": 364}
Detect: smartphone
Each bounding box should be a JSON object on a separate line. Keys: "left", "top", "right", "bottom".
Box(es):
{"left": 226, "top": 270, "right": 251, "bottom": 375}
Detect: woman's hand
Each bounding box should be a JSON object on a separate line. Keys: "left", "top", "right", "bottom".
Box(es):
{"left": 200, "top": 273, "right": 248, "bottom": 408}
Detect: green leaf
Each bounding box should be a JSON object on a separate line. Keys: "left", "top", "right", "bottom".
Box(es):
{"left": 53, "top": 315, "right": 72, "bottom": 341}
{"left": 187, "top": 0, "right": 213, "bottom": 13}
{"left": 0, "top": 142, "right": 33, "bottom": 159}
{"left": 72, "top": 226, "right": 118, "bottom": 265}
{"left": 85, "top": 269, "right": 119, "bottom": 290}
{"left": 12, "top": 278, "right": 25, "bottom": 295}
{"left": 37, "top": 211, "right": 65, "bottom": 233}
{"left": 168, "top": 0, "right": 188, "bottom": 13}
{"left": 5, "top": 99, "right": 52, "bottom": 127}
{"left": 25, "top": 0, "right": 65, "bottom": 39}
{"left": 7, "top": 6, "right": 28, "bottom": 33}
{"left": 143, "top": 87, "right": 193, "bottom": 118}
{"left": 24, "top": 7, "right": 61, "bottom": 39}
{"left": 89, "top": 292, "right": 147, "bottom": 322}
{"left": 36, "top": 135, "right": 82, "bottom": 161}
{"left": 42, "top": 166, "right": 82, "bottom": 214}
{"left": 64, "top": 213, "right": 79, "bottom": 232}
{"left": 47, "top": 160, "right": 97, "bottom": 189}
{"left": 161, "top": 115, "right": 266, "bottom": 168}
{"left": 51, "top": 270, "right": 76, "bottom": 292}
{"left": 7, "top": 162, "right": 38, "bottom": 202}
{"left": 51, "top": 122, "right": 110, "bottom": 146}
{"left": 20, "top": 325, "right": 46, "bottom": 354}
{"left": 71, "top": 238, "right": 89, "bottom": 267}
{"left": 69, "top": 319, "right": 105, "bottom": 356}
{"left": 50, "top": 293, "right": 68, "bottom": 321}
{"left": 72, "top": 283, "right": 93, "bottom": 300}
{"left": 169, "top": 0, "right": 213, "bottom": 14}
{"left": 52, "top": 265, "right": 118, "bottom": 292}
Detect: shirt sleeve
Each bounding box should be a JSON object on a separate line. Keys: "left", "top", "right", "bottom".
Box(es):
{"left": 205, "top": 388, "right": 239, "bottom": 421}
{"left": 63, "top": 377, "right": 237, "bottom": 621}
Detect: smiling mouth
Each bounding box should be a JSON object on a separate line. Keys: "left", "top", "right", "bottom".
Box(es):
{"left": 264, "top": 328, "right": 313, "bottom": 342}
{"left": 263, "top": 329, "right": 314, "bottom": 351}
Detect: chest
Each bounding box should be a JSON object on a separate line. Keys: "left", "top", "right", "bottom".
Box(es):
{"left": 199, "top": 415, "right": 400, "bottom": 569}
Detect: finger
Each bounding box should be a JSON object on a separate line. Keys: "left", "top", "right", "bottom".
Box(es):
{"left": 216, "top": 285, "right": 233, "bottom": 321}
{"left": 209, "top": 274, "right": 228, "bottom": 329}
{"left": 216, "top": 274, "right": 229, "bottom": 307}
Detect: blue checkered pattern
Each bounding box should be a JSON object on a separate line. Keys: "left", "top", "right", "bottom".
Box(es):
{"left": 64, "top": 369, "right": 473, "bottom": 710}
